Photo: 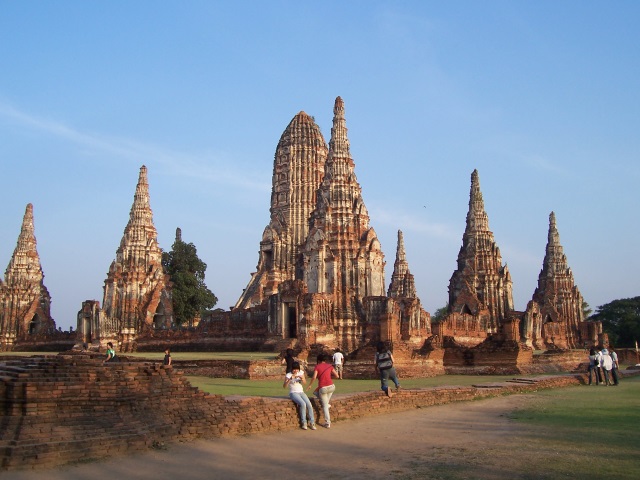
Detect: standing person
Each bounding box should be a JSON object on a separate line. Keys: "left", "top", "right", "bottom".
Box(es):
{"left": 333, "top": 348, "right": 344, "bottom": 379}
{"left": 163, "top": 347, "right": 172, "bottom": 366}
{"left": 601, "top": 347, "right": 613, "bottom": 386}
{"left": 595, "top": 348, "right": 604, "bottom": 384}
{"left": 588, "top": 348, "right": 599, "bottom": 385}
{"left": 283, "top": 361, "right": 316, "bottom": 430}
{"left": 282, "top": 348, "right": 296, "bottom": 374}
{"left": 104, "top": 342, "right": 117, "bottom": 363}
{"left": 375, "top": 341, "right": 400, "bottom": 397}
{"left": 610, "top": 347, "right": 620, "bottom": 385}
{"left": 307, "top": 353, "right": 338, "bottom": 428}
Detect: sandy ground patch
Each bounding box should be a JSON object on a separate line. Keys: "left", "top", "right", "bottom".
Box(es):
{"left": 3, "top": 394, "right": 542, "bottom": 480}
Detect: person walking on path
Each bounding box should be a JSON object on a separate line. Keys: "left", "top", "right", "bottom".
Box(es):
{"left": 588, "top": 348, "right": 599, "bottom": 385}
{"left": 284, "top": 361, "right": 316, "bottom": 430}
{"left": 307, "top": 353, "right": 338, "bottom": 428}
{"left": 375, "top": 341, "right": 400, "bottom": 397}
{"left": 333, "top": 348, "right": 345, "bottom": 379}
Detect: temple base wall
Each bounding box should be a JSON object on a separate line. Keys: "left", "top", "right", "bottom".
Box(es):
{"left": 3, "top": 355, "right": 637, "bottom": 471}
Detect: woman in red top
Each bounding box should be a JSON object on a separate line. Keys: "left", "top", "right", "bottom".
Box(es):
{"left": 307, "top": 353, "right": 338, "bottom": 428}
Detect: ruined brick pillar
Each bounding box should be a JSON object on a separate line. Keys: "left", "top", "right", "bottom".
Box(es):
{"left": 100, "top": 166, "right": 173, "bottom": 350}
{"left": 302, "top": 97, "right": 386, "bottom": 350}
{"left": 235, "top": 112, "right": 327, "bottom": 318}
{"left": 447, "top": 170, "right": 514, "bottom": 334}
{"left": 525, "top": 212, "right": 585, "bottom": 350}
{"left": 0, "top": 204, "right": 56, "bottom": 349}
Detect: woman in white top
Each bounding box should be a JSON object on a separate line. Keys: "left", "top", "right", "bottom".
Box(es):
{"left": 283, "top": 362, "right": 316, "bottom": 430}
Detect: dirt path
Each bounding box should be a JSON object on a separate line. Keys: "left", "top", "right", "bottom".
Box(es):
{"left": 4, "top": 394, "right": 541, "bottom": 480}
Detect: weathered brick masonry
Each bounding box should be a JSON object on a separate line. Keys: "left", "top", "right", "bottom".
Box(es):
{"left": 1, "top": 355, "right": 637, "bottom": 471}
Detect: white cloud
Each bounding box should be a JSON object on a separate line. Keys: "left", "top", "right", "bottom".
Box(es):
{"left": 0, "top": 101, "right": 270, "bottom": 192}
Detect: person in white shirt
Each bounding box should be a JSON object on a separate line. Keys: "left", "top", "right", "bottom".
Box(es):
{"left": 595, "top": 349, "right": 604, "bottom": 384}
{"left": 588, "top": 348, "right": 599, "bottom": 385}
{"left": 283, "top": 362, "right": 316, "bottom": 430}
{"left": 332, "top": 348, "right": 344, "bottom": 379}
{"left": 600, "top": 348, "right": 613, "bottom": 386}
{"left": 609, "top": 347, "right": 620, "bottom": 386}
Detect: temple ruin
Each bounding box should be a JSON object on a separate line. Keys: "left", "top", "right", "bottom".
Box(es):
{"left": 435, "top": 170, "right": 515, "bottom": 345}
{"left": 0, "top": 204, "right": 69, "bottom": 351}
{"left": 235, "top": 110, "right": 328, "bottom": 310}
{"left": 191, "top": 97, "right": 433, "bottom": 358}
{"left": 76, "top": 165, "right": 173, "bottom": 351}
{"left": 0, "top": 97, "right": 604, "bottom": 366}
{"left": 522, "top": 212, "right": 593, "bottom": 350}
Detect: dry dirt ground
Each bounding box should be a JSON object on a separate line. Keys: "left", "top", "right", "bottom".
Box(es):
{"left": 4, "top": 394, "right": 553, "bottom": 480}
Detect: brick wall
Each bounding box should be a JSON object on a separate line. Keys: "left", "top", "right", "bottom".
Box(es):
{"left": 1, "top": 355, "right": 637, "bottom": 471}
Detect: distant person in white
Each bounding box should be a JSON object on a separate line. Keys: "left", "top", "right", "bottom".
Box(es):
{"left": 333, "top": 348, "right": 344, "bottom": 379}
{"left": 600, "top": 348, "right": 613, "bottom": 386}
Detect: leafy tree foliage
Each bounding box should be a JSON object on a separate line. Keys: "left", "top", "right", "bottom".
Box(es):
{"left": 431, "top": 303, "right": 449, "bottom": 323}
{"left": 162, "top": 236, "right": 218, "bottom": 326}
{"left": 582, "top": 301, "right": 592, "bottom": 320}
{"left": 589, "top": 297, "right": 640, "bottom": 348}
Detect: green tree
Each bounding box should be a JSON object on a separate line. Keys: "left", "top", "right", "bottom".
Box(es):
{"left": 431, "top": 303, "right": 449, "bottom": 323}
{"left": 162, "top": 231, "right": 218, "bottom": 326}
{"left": 582, "top": 301, "right": 592, "bottom": 320}
{"left": 589, "top": 297, "right": 640, "bottom": 348}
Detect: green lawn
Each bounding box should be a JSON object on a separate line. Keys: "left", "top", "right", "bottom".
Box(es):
{"left": 186, "top": 374, "right": 542, "bottom": 397}
{"left": 124, "top": 351, "right": 279, "bottom": 361}
{"left": 503, "top": 376, "right": 640, "bottom": 479}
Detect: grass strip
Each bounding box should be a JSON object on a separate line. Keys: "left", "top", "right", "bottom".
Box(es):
{"left": 186, "top": 374, "right": 546, "bottom": 397}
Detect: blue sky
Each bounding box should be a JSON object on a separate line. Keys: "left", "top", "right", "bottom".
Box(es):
{"left": 1, "top": 2, "right": 638, "bottom": 331}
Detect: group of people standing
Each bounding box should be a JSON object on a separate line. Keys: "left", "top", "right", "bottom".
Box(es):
{"left": 282, "top": 341, "right": 401, "bottom": 430}
{"left": 588, "top": 346, "right": 620, "bottom": 386}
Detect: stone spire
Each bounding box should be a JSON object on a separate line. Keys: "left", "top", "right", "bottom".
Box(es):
{"left": 235, "top": 111, "right": 328, "bottom": 309}
{"left": 0, "top": 204, "right": 54, "bottom": 345}
{"left": 530, "top": 211, "right": 584, "bottom": 348}
{"left": 448, "top": 170, "right": 513, "bottom": 332}
{"left": 4, "top": 204, "right": 44, "bottom": 286}
{"left": 175, "top": 227, "right": 182, "bottom": 243}
{"left": 388, "top": 230, "right": 416, "bottom": 298}
{"left": 466, "top": 169, "right": 490, "bottom": 233}
{"left": 302, "top": 97, "right": 385, "bottom": 348}
{"left": 102, "top": 166, "right": 172, "bottom": 341}
{"left": 114, "top": 165, "right": 161, "bottom": 266}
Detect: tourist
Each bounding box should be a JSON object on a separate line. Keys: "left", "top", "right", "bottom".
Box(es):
{"left": 307, "top": 353, "right": 338, "bottom": 428}
{"left": 594, "top": 348, "right": 604, "bottom": 384}
{"left": 610, "top": 347, "right": 620, "bottom": 385}
{"left": 163, "top": 347, "right": 172, "bottom": 366}
{"left": 283, "top": 361, "right": 316, "bottom": 430}
{"left": 375, "top": 341, "right": 400, "bottom": 397}
{"left": 588, "top": 348, "right": 599, "bottom": 385}
{"left": 333, "top": 348, "right": 345, "bottom": 379}
{"left": 600, "top": 348, "right": 613, "bottom": 386}
{"left": 282, "top": 348, "right": 296, "bottom": 374}
{"left": 104, "top": 342, "right": 118, "bottom": 363}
